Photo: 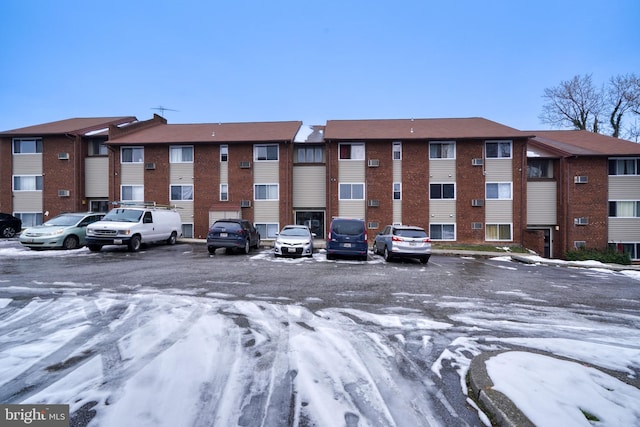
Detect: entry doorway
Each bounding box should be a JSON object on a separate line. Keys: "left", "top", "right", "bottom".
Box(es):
{"left": 295, "top": 211, "right": 325, "bottom": 238}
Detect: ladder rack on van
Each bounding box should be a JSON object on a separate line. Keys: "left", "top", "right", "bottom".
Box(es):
{"left": 110, "top": 201, "right": 182, "bottom": 210}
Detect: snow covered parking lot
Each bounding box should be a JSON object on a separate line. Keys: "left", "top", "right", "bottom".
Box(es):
{"left": 0, "top": 240, "right": 639, "bottom": 426}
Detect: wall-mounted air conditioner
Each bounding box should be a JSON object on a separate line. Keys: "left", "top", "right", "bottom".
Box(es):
{"left": 471, "top": 199, "right": 484, "bottom": 207}
{"left": 367, "top": 159, "right": 380, "bottom": 167}
{"left": 144, "top": 162, "right": 156, "bottom": 170}
{"left": 574, "top": 217, "right": 589, "bottom": 225}
{"left": 472, "top": 158, "right": 483, "bottom": 166}
{"left": 58, "top": 189, "right": 70, "bottom": 197}
{"left": 58, "top": 152, "right": 70, "bottom": 160}
{"left": 240, "top": 200, "right": 251, "bottom": 208}
{"left": 239, "top": 161, "right": 251, "bottom": 169}
{"left": 471, "top": 222, "right": 483, "bottom": 230}
{"left": 574, "top": 175, "right": 588, "bottom": 184}
{"left": 367, "top": 199, "right": 380, "bottom": 207}
{"left": 367, "top": 222, "right": 379, "bottom": 229}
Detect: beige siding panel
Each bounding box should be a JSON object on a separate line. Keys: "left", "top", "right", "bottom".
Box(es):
{"left": 220, "top": 162, "right": 228, "bottom": 184}
{"left": 393, "top": 159, "right": 402, "bottom": 182}
{"left": 338, "top": 200, "right": 365, "bottom": 218}
{"left": 609, "top": 176, "right": 640, "bottom": 200}
{"left": 527, "top": 181, "right": 557, "bottom": 225}
{"left": 485, "top": 159, "right": 512, "bottom": 181}
{"left": 609, "top": 218, "right": 640, "bottom": 241}
{"left": 13, "top": 192, "right": 43, "bottom": 212}
{"left": 429, "top": 200, "right": 456, "bottom": 221}
{"left": 254, "top": 200, "right": 279, "bottom": 223}
{"left": 85, "top": 157, "right": 109, "bottom": 197}
{"left": 393, "top": 199, "right": 402, "bottom": 224}
{"left": 429, "top": 159, "right": 456, "bottom": 181}
{"left": 293, "top": 166, "right": 326, "bottom": 207}
{"left": 486, "top": 200, "right": 513, "bottom": 223}
{"left": 170, "top": 163, "right": 193, "bottom": 182}
{"left": 254, "top": 162, "right": 279, "bottom": 183}
{"left": 209, "top": 210, "right": 240, "bottom": 225}
{"left": 12, "top": 154, "right": 42, "bottom": 174}
{"left": 338, "top": 161, "right": 365, "bottom": 181}
{"left": 172, "top": 202, "right": 194, "bottom": 223}
{"left": 120, "top": 164, "right": 144, "bottom": 185}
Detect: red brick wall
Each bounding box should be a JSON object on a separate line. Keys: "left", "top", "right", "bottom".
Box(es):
{"left": 402, "top": 140, "right": 430, "bottom": 229}
{"left": 143, "top": 145, "right": 170, "bottom": 205}
{"left": 43, "top": 135, "right": 79, "bottom": 216}
{"left": 230, "top": 142, "right": 254, "bottom": 222}
{"left": 325, "top": 141, "right": 339, "bottom": 224}
{"left": 193, "top": 144, "right": 218, "bottom": 238}
{"left": 456, "top": 140, "right": 486, "bottom": 243}
{"left": 512, "top": 139, "right": 527, "bottom": 245}
{"left": 365, "top": 141, "right": 392, "bottom": 232}
{"left": 0, "top": 137, "right": 12, "bottom": 212}
{"left": 279, "top": 142, "right": 293, "bottom": 225}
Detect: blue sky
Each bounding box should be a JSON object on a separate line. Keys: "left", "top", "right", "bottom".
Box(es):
{"left": 1, "top": 0, "right": 639, "bottom": 131}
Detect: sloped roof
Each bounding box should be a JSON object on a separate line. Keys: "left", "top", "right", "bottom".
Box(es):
{"left": 528, "top": 130, "right": 640, "bottom": 156}
{"left": 107, "top": 121, "right": 303, "bottom": 144}
{"left": 0, "top": 117, "right": 137, "bottom": 136}
{"left": 324, "top": 117, "right": 531, "bottom": 140}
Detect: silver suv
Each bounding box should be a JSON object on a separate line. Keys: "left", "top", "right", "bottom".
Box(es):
{"left": 373, "top": 225, "right": 431, "bottom": 263}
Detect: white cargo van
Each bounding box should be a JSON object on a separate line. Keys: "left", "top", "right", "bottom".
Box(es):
{"left": 86, "top": 203, "right": 182, "bottom": 252}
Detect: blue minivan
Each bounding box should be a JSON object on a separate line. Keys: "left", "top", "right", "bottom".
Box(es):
{"left": 326, "top": 218, "right": 368, "bottom": 261}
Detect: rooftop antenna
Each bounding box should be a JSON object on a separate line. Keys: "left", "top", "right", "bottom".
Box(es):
{"left": 151, "top": 106, "right": 178, "bottom": 117}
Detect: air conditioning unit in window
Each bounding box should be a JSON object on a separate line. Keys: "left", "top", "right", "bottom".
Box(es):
{"left": 58, "top": 152, "right": 70, "bottom": 160}
{"left": 472, "top": 158, "right": 483, "bottom": 166}
{"left": 58, "top": 189, "right": 70, "bottom": 197}
{"left": 574, "top": 217, "right": 589, "bottom": 225}
{"left": 471, "top": 222, "right": 483, "bottom": 230}
{"left": 144, "top": 162, "right": 156, "bottom": 170}
{"left": 367, "top": 222, "right": 379, "bottom": 229}
{"left": 367, "top": 159, "right": 380, "bottom": 167}
{"left": 239, "top": 161, "right": 251, "bottom": 169}
{"left": 574, "top": 175, "right": 588, "bottom": 184}
{"left": 240, "top": 200, "right": 251, "bottom": 208}
{"left": 471, "top": 199, "right": 484, "bottom": 207}
{"left": 367, "top": 199, "right": 380, "bottom": 207}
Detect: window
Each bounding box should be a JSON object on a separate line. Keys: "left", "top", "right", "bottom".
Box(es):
{"left": 430, "top": 224, "right": 455, "bottom": 240}
{"left": 121, "top": 185, "right": 144, "bottom": 201}
{"left": 121, "top": 147, "right": 144, "bottom": 163}
{"left": 296, "top": 146, "right": 324, "bottom": 163}
{"left": 609, "top": 158, "right": 639, "bottom": 175}
{"left": 393, "top": 182, "right": 402, "bottom": 200}
{"left": 527, "top": 159, "right": 553, "bottom": 178}
{"left": 486, "top": 141, "right": 512, "bottom": 158}
{"left": 609, "top": 242, "right": 640, "bottom": 260}
{"left": 254, "top": 144, "right": 278, "bottom": 161}
{"left": 12, "top": 138, "right": 42, "bottom": 154}
{"left": 15, "top": 212, "right": 43, "bottom": 227}
{"left": 339, "top": 183, "right": 365, "bottom": 200}
{"left": 220, "top": 184, "right": 229, "bottom": 201}
{"left": 170, "top": 146, "right": 193, "bottom": 163}
{"left": 182, "top": 224, "right": 194, "bottom": 239}
{"left": 486, "top": 183, "right": 512, "bottom": 199}
{"left": 486, "top": 224, "right": 512, "bottom": 241}
{"left": 255, "top": 223, "right": 279, "bottom": 239}
{"left": 254, "top": 184, "right": 279, "bottom": 200}
{"left": 392, "top": 142, "right": 402, "bottom": 160}
{"left": 429, "top": 141, "right": 455, "bottom": 159}
{"left": 609, "top": 201, "right": 640, "bottom": 217}
{"left": 170, "top": 185, "right": 193, "bottom": 201}
{"left": 13, "top": 175, "right": 43, "bottom": 191}
{"left": 220, "top": 145, "right": 228, "bottom": 162}
{"left": 89, "top": 139, "right": 108, "bottom": 156}
{"left": 339, "top": 143, "right": 365, "bottom": 160}
{"left": 430, "top": 183, "right": 455, "bottom": 199}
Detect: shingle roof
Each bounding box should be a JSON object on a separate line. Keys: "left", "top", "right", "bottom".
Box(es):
{"left": 0, "top": 117, "right": 137, "bottom": 136}
{"left": 324, "top": 117, "right": 531, "bottom": 140}
{"left": 528, "top": 130, "right": 640, "bottom": 156}
{"left": 107, "top": 121, "right": 303, "bottom": 144}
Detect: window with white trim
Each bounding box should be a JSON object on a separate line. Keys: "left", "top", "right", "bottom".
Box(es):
{"left": 295, "top": 146, "right": 324, "bottom": 163}
{"left": 339, "top": 143, "right": 365, "bottom": 160}
{"left": 255, "top": 223, "right": 279, "bottom": 239}
{"left": 220, "top": 145, "right": 228, "bottom": 162}
{"left": 15, "top": 212, "right": 43, "bottom": 227}
{"left": 486, "top": 183, "right": 512, "bottom": 200}
{"left": 170, "top": 146, "right": 193, "bottom": 163}
{"left": 430, "top": 183, "right": 455, "bottom": 199}
{"left": 254, "top": 144, "right": 278, "bottom": 161}
{"left": 392, "top": 142, "right": 402, "bottom": 160}
{"left": 121, "top": 147, "right": 144, "bottom": 163}
{"left": 339, "top": 183, "right": 365, "bottom": 200}
{"left": 430, "top": 224, "right": 455, "bottom": 240}
{"left": 220, "top": 184, "right": 229, "bottom": 201}
{"left": 393, "top": 182, "right": 401, "bottom": 200}
{"left": 121, "top": 185, "right": 144, "bottom": 201}
{"left": 609, "top": 201, "right": 640, "bottom": 217}
{"left": 485, "top": 141, "right": 512, "bottom": 158}
{"left": 182, "top": 223, "right": 194, "bottom": 238}
{"left": 13, "top": 175, "right": 43, "bottom": 191}
{"left": 608, "top": 158, "right": 639, "bottom": 175}
{"left": 12, "top": 138, "right": 42, "bottom": 154}
{"left": 254, "top": 184, "right": 279, "bottom": 200}
{"left": 170, "top": 185, "right": 193, "bottom": 201}
{"left": 429, "top": 141, "right": 455, "bottom": 159}
{"left": 486, "top": 224, "right": 512, "bottom": 241}
{"left": 88, "top": 139, "right": 108, "bottom": 156}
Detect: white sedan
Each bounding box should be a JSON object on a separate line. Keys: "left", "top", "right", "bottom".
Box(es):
{"left": 274, "top": 225, "right": 315, "bottom": 258}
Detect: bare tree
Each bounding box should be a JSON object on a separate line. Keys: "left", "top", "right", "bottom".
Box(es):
{"left": 607, "top": 73, "right": 640, "bottom": 138}
{"left": 540, "top": 74, "right": 603, "bottom": 133}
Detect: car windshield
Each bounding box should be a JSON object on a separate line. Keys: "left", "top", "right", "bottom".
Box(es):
{"left": 394, "top": 228, "right": 427, "bottom": 238}
{"left": 332, "top": 220, "right": 364, "bottom": 236}
{"left": 43, "top": 215, "right": 83, "bottom": 227}
{"left": 213, "top": 222, "right": 242, "bottom": 231}
{"left": 102, "top": 209, "right": 143, "bottom": 223}
{"left": 280, "top": 227, "right": 309, "bottom": 237}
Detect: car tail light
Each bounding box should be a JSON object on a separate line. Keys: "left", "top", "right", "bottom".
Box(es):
{"left": 423, "top": 237, "right": 431, "bottom": 243}
{"left": 328, "top": 232, "right": 332, "bottom": 240}
{"left": 392, "top": 236, "right": 403, "bottom": 242}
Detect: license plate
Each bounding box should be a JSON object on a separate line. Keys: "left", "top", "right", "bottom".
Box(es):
{"left": 114, "top": 239, "right": 122, "bottom": 245}
{"left": 409, "top": 242, "right": 417, "bottom": 246}
{"left": 343, "top": 243, "right": 352, "bottom": 248}
{"left": 220, "top": 233, "right": 228, "bottom": 237}
{"left": 288, "top": 248, "right": 297, "bottom": 253}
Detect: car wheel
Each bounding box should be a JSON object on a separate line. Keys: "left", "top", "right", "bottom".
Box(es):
{"left": 62, "top": 235, "right": 79, "bottom": 250}
{"left": 88, "top": 244, "right": 102, "bottom": 252}
{"left": 207, "top": 247, "right": 216, "bottom": 255}
{"left": 128, "top": 235, "right": 142, "bottom": 252}
{"left": 166, "top": 232, "right": 177, "bottom": 245}
{"left": 253, "top": 238, "right": 260, "bottom": 249}
{"left": 1, "top": 226, "right": 17, "bottom": 238}
{"left": 421, "top": 255, "right": 430, "bottom": 264}
{"left": 384, "top": 247, "right": 392, "bottom": 262}
{"left": 243, "top": 239, "right": 251, "bottom": 254}
{"left": 373, "top": 241, "right": 379, "bottom": 255}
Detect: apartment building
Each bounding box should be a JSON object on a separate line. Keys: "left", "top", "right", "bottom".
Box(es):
{"left": 0, "top": 117, "right": 136, "bottom": 226}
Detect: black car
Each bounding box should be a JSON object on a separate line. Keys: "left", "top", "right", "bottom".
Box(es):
{"left": 207, "top": 219, "right": 261, "bottom": 255}
{"left": 0, "top": 213, "right": 22, "bottom": 238}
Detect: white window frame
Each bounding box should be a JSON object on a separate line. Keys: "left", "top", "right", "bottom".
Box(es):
{"left": 393, "top": 182, "right": 402, "bottom": 200}
{"left": 220, "top": 184, "right": 229, "bottom": 201}
{"left": 15, "top": 212, "right": 43, "bottom": 227}
{"left": 429, "top": 141, "right": 456, "bottom": 159}
{"left": 609, "top": 201, "right": 640, "bottom": 217}
{"left": 254, "top": 184, "right": 279, "bottom": 201}
{"left": 181, "top": 223, "right": 194, "bottom": 238}
{"left": 486, "top": 223, "right": 512, "bottom": 241}
{"left": 255, "top": 223, "right": 279, "bottom": 239}
{"left": 121, "top": 185, "right": 144, "bottom": 201}
{"left": 254, "top": 144, "right": 279, "bottom": 161}
{"left": 13, "top": 175, "right": 43, "bottom": 191}
{"left": 121, "top": 147, "right": 144, "bottom": 163}
{"left": 170, "top": 185, "right": 194, "bottom": 201}
{"left": 429, "top": 223, "right": 456, "bottom": 241}
{"left": 339, "top": 183, "right": 365, "bottom": 200}
{"left": 608, "top": 158, "right": 639, "bottom": 176}
{"left": 429, "top": 183, "right": 456, "bottom": 200}
{"left": 220, "top": 145, "right": 228, "bottom": 162}
{"left": 486, "top": 182, "right": 512, "bottom": 200}
{"left": 392, "top": 141, "right": 402, "bottom": 160}
{"left": 485, "top": 141, "right": 512, "bottom": 159}
{"left": 338, "top": 143, "right": 365, "bottom": 160}
{"left": 295, "top": 145, "right": 325, "bottom": 163}
{"left": 12, "top": 138, "right": 42, "bottom": 154}
{"left": 170, "top": 146, "right": 194, "bottom": 163}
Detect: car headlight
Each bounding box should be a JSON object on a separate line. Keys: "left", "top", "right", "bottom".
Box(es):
{"left": 45, "top": 228, "right": 64, "bottom": 236}
{"left": 86, "top": 229, "right": 94, "bottom": 235}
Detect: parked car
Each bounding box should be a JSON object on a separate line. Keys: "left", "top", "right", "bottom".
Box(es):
{"left": 19, "top": 212, "right": 105, "bottom": 250}
{"left": 207, "top": 219, "right": 260, "bottom": 255}
{"left": 326, "top": 218, "right": 368, "bottom": 261}
{"left": 373, "top": 224, "right": 431, "bottom": 263}
{"left": 0, "top": 213, "right": 22, "bottom": 238}
{"left": 274, "top": 225, "right": 315, "bottom": 257}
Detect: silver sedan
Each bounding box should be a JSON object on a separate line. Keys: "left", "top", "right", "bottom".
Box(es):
{"left": 274, "top": 225, "right": 315, "bottom": 257}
